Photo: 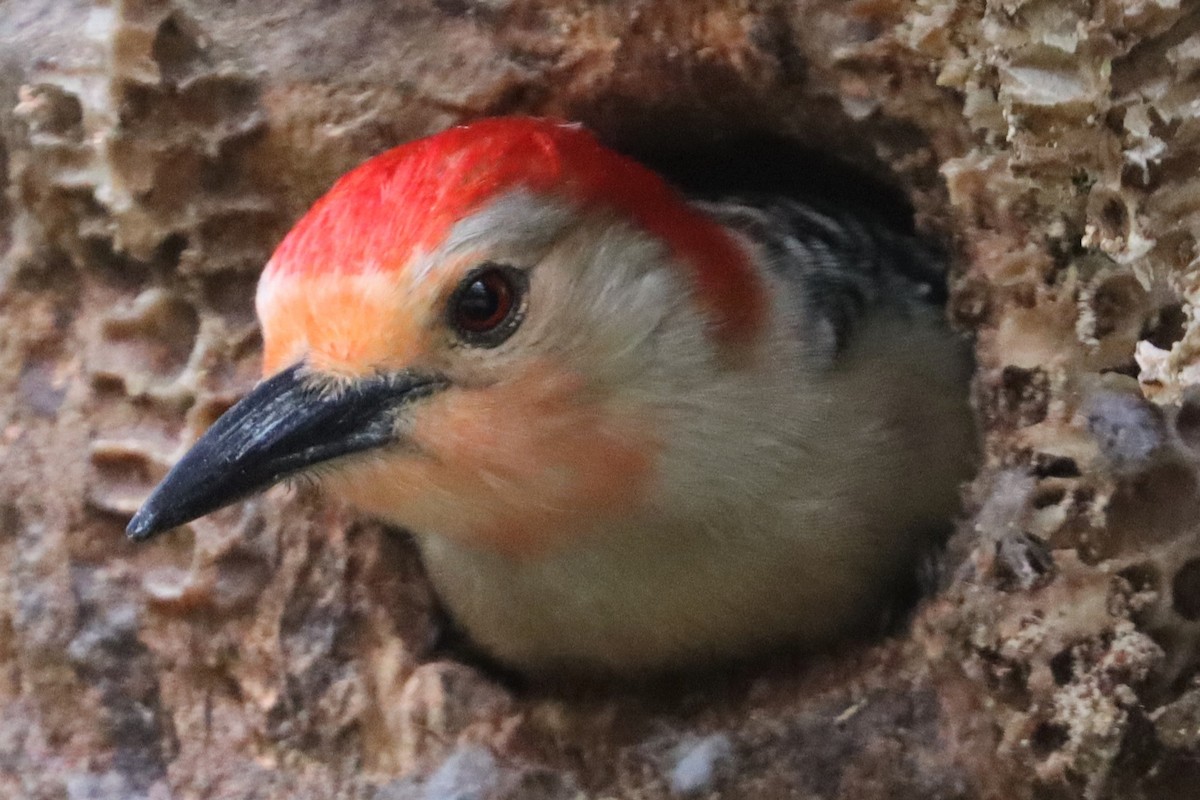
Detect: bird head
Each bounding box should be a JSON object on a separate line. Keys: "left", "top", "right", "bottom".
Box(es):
{"left": 127, "top": 117, "right": 765, "bottom": 555}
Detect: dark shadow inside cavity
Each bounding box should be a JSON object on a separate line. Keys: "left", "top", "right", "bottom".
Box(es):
{"left": 1142, "top": 302, "right": 1187, "bottom": 351}
{"left": 1176, "top": 388, "right": 1200, "bottom": 451}
{"left": 1171, "top": 558, "right": 1200, "bottom": 621}
{"left": 627, "top": 135, "right": 922, "bottom": 234}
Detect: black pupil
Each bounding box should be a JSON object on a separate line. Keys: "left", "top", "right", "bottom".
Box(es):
{"left": 456, "top": 272, "right": 508, "bottom": 330}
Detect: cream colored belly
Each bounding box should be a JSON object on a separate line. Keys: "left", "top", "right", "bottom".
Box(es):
{"left": 414, "top": 510, "right": 921, "bottom": 675}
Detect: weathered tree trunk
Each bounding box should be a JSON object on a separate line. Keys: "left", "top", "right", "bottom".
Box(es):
{"left": 1, "top": 1, "right": 1198, "bottom": 798}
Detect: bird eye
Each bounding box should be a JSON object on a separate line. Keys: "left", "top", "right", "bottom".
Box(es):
{"left": 447, "top": 263, "right": 527, "bottom": 346}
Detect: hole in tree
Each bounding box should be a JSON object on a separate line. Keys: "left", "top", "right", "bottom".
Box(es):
{"left": 1031, "top": 484, "right": 1067, "bottom": 509}
{"left": 631, "top": 136, "right": 923, "bottom": 237}
{"left": 1031, "top": 454, "right": 1081, "bottom": 479}
{"left": 1049, "top": 648, "right": 1076, "bottom": 686}
{"left": 1171, "top": 558, "right": 1200, "bottom": 621}
{"left": 1141, "top": 303, "right": 1187, "bottom": 350}
{"left": 1176, "top": 387, "right": 1200, "bottom": 451}
{"left": 1117, "top": 562, "right": 1161, "bottom": 595}
{"left": 1091, "top": 273, "right": 1146, "bottom": 340}
{"left": 1031, "top": 721, "right": 1070, "bottom": 755}
{"left": 1098, "top": 197, "right": 1130, "bottom": 241}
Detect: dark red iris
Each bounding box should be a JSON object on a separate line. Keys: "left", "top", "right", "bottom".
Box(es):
{"left": 448, "top": 264, "right": 526, "bottom": 346}
{"left": 454, "top": 268, "right": 512, "bottom": 332}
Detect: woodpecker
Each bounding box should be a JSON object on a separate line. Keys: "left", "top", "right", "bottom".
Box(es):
{"left": 127, "top": 117, "right": 975, "bottom": 675}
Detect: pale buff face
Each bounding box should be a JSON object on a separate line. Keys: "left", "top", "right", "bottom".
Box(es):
{"left": 256, "top": 191, "right": 724, "bottom": 555}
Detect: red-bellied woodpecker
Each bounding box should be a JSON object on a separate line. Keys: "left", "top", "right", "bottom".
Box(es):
{"left": 127, "top": 117, "right": 976, "bottom": 675}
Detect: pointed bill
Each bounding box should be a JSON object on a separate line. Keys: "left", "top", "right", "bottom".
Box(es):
{"left": 126, "top": 363, "right": 445, "bottom": 541}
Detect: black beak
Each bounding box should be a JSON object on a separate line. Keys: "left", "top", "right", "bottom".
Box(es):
{"left": 126, "top": 363, "right": 445, "bottom": 542}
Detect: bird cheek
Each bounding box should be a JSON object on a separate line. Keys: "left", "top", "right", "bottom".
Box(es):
{"left": 318, "top": 455, "right": 451, "bottom": 535}
{"left": 399, "top": 370, "right": 663, "bottom": 556}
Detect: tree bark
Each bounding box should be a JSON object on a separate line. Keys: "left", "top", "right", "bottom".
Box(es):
{"left": 1, "top": 1, "right": 1197, "bottom": 798}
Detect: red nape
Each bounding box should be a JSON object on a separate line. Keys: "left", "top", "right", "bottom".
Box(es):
{"left": 264, "top": 116, "right": 765, "bottom": 348}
